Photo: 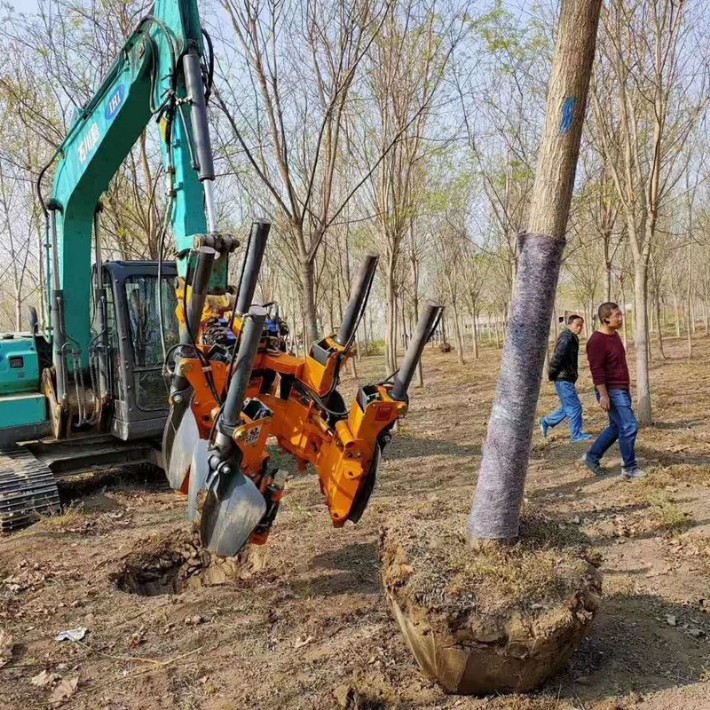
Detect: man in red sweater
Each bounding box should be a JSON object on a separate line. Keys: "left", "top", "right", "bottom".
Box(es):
{"left": 583, "top": 302, "right": 645, "bottom": 480}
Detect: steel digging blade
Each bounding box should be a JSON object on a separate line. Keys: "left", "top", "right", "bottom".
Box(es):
{"left": 165, "top": 409, "right": 199, "bottom": 491}
{"left": 348, "top": 443, "right": 382, "bottom": 524}
{"left": 187, "top": 439, "right": 210, "bottom": 522}
{"left": 199, "top": 473, "right": 266, "bottom": 557}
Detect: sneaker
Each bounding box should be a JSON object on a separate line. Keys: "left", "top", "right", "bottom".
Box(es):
{"left": 623, "top": 466, "right": 646, "bottom": 481}
{"left": 581, "top": 453, "right": 606, "bottom": 477}
{"left": 540, "top": 419, "right": 549, "bottom": 438}
{"left": 571, "top": 434, "right": 593, "bottom": 442}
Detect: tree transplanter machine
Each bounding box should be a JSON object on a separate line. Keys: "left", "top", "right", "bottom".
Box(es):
{"left": 0, "top": 0, "right": 442, "bottom": 555}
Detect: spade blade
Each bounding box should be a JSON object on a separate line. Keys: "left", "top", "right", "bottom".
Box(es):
{"left": 187, "top": 439, "right": 210, "bottom": 522}
{"left": 199, "top": 473, "right": 266, "bottom": 557}
{"left": 165, "top": 408, "right": 199, "bottom": 491}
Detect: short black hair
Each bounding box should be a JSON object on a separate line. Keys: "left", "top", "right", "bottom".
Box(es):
{"left": 598, "top": 302, "right": 619, "bottom": 323}
{"left": 567, "top": 314, "right": 583, "bottom": 325}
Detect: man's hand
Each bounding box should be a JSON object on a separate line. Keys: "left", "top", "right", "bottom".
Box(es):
{"left": 599, "top": 393, "right": 610, "bottom": 411}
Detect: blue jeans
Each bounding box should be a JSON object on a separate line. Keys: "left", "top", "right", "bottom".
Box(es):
{"left": 587, "top": 388, "right": 638, "bottom": 469}
{"left": 542, "top": 380, "right": 585, "bottom": 439}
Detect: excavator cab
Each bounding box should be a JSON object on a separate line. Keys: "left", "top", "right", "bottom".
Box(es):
{"left": 93, "top": 261, "right": 179, "bottom": 441}
{"left": 0, "top": 259, "right": 180, "bottom": 532}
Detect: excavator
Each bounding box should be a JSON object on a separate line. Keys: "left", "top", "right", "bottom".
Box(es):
{"left": 0, "top": 0, "right": 442, "bottom": 556}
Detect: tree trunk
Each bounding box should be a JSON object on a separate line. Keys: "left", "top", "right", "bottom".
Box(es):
{"left": 452, "top": 302, "right": 465, "bottom": 365}
{"left": 605, "top": 265, "right": 612, "bottom": 302}
{"left": 303, "top": 258, "right": 319, "bottom": 348}
{"left": 14, "top": 292, "right": 21, "bottom": 333}
{"left": 469, "top": 0, "right": 602, "bottom": 541}
{"left": 472, "top": 311, "right": 479, "bottom": 359}
{"left": 401, "top": 293, "right": 409, "bottom": 349}
{"left": 385, "top": 259, "right": 397, "bottom": 373}
{"left": 620, "top": 279, "right": 628, "bottom": 349}
{"left": 690, "top": 292, "right": 696, "bottom": 335}
{"left": 633, "top": 263, "right": 652, "bottom": 424}
{"left": 673, "top": 291, "right": 681, "bottom": 338}
{"left": 686, "top": 279, "right": 693, "bottom": 360}
{"left": 654, "top": 291, "right": 665, "bottom": 360}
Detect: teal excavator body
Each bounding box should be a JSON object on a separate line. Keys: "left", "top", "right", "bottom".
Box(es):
{"left": 0, "top": 0, "right": 233, "bottom": 530}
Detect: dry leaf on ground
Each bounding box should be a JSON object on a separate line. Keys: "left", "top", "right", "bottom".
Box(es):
{"left": 49, "top": 676, "right": 78, "bottom": 706}
{"left": 30, "top": 670, "right": 61, "bottom": 687}
{"left": 0, "top": 630, "right": 13, "bottom": 668}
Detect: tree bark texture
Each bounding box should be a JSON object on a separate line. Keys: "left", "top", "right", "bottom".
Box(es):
{"left": 469, "top": 0, "right": 602, "bottom": 541}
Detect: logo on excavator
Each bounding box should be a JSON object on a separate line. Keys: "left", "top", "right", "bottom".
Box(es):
{"left": 245, "top": 426, "right": 262, "bottom": 446}
{"left": 78, "top": 123, "right": 101, "bottom": 164}
{"left": 105, "top": 84, "right": 126, "bottom": 121}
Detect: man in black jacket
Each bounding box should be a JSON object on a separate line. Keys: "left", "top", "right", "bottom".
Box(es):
{"left": 539, "top": 314, "right": 592, "bottom": 442}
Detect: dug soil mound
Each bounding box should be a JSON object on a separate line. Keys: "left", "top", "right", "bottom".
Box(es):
{"left": 380, "top": 509, "right": 602, "bottom": 695}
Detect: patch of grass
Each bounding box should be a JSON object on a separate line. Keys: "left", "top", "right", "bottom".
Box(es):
{"left": 37, "top": 503, "right": 86, "bottom": 532}
{"left": 448, "top": 546, "right": 564, "bottom": 604}
{"left": 641, "top": 464, "right": 710, "bottom": 489}
{"left": 643, "top": 490, "right": 694, "bottom": 534}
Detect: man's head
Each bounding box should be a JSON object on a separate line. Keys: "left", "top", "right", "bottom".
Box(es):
{"left": 567, "top": 314, "right": 584, "bottom": 335}
{"left": 598, "top": 302, "right": 623, "bottom": 331}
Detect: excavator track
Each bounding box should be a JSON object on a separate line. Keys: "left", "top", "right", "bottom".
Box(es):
{"left": 0, "top": 444, "right": 61, "bottom": 532}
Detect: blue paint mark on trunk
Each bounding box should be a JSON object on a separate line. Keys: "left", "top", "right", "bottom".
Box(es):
{"left": 560, "top": 97, "right": 577, "bottom": 134}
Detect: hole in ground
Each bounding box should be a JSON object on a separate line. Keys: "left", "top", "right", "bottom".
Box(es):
{"left": 115, "top": 548, "right": 192, "bottom": 596}
{"left": 112, "top": 528, "right": 252, "bottom": 596}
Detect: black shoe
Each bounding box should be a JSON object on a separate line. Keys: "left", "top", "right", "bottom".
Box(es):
{"left": 581, "top": 453, "right": 606, "bottom": 477}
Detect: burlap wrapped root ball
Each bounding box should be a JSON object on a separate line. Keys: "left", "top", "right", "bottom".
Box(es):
{"left": 380, "top": 510, "right": 602, "bottom": 695}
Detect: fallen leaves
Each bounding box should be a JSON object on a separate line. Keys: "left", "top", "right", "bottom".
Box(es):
{"left": 49, "top": 677, "right": 79, "bottom": 706}
{"left": 30, "top": 670, "right": 61, "bottom": 687}
{"left": 0, "top": 629, "right": 13, "bottom": 667}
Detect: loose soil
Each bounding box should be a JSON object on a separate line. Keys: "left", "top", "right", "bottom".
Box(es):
{"left": 1, "top": 335, "right": 709, "bottom": 709}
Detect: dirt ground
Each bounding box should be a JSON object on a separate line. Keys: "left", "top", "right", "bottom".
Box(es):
{"left": 1, "top": 334, "right": 709, "bottom": 710}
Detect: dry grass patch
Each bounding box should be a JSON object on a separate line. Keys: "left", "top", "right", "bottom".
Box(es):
{"left": 641, "top": 463, "right": 710, "bottom": 488}
{"left": 36, "top": 503, "right": 85, "bottom": 532}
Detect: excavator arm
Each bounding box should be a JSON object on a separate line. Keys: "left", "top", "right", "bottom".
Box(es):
{"left": 40, "top": 0, "right": 235, "bottom": 437}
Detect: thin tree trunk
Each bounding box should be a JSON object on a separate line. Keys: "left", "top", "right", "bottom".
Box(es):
{"left": 690, "top": 292, "right": 696, "bottom": 335}
{"left": 469, "top": 0, "right": 602, "bottom": 541}
{"left": 673, "top": 291, "right": 681, "bottom": 337}
{"left": 472, "top": 311, "right": 479, "bottom": 359}
{"left": 655, "top": 291, "right": 665, "bottom": 360}
{"left": 452, "top": 302, "right": 465, "bottom": 365}
{"left": 620, "top": 279, "right": 628, "bottom": 349}
{"left": 686, "top": 278, "right": 693, "bottom": 360}
{"left": 303, "top": 258, "right": 319, "bottom": 348}
{"left": 385, "top": 259, "right": 397, "bottom": 373}
{"left": 634, "top": 263, "right": 652, "bottom": 424}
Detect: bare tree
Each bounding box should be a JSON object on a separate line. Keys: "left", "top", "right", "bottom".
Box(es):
{"left": 591, "top": 0, "right": 707, "bottom": 424}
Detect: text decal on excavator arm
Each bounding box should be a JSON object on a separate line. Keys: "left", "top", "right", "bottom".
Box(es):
{"left": 78, "top": 124, "right": 101, "bottom": 164}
